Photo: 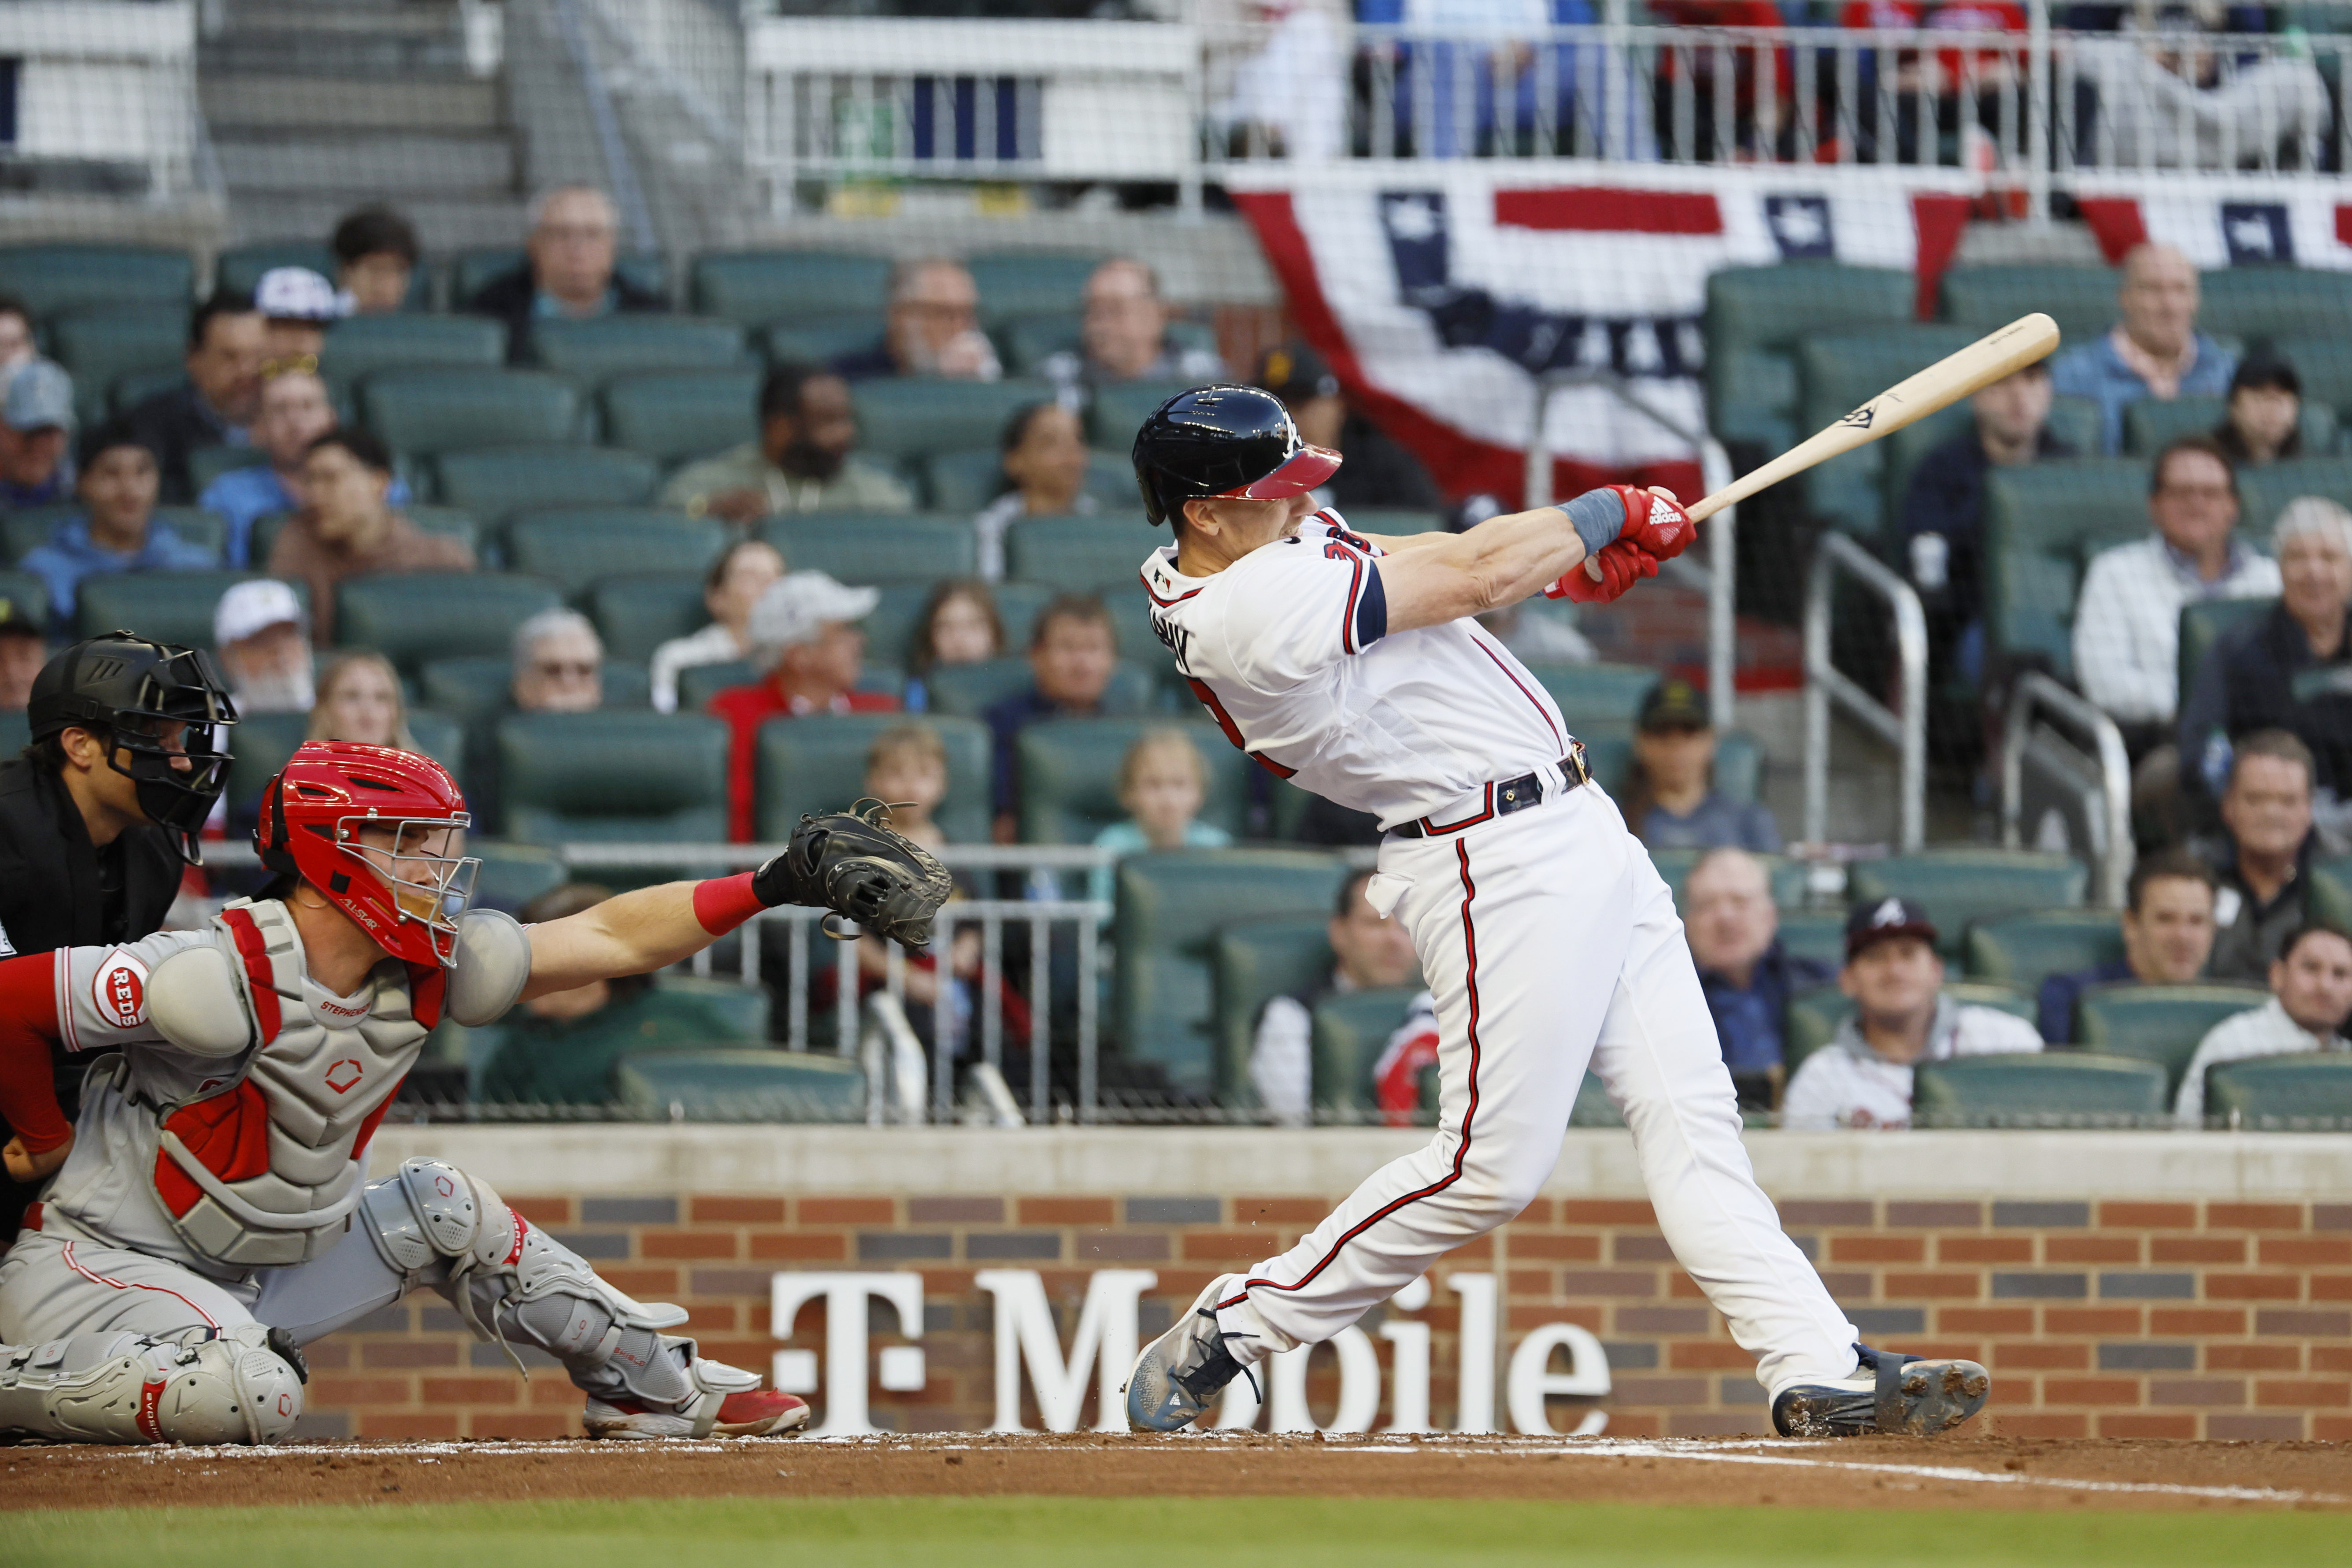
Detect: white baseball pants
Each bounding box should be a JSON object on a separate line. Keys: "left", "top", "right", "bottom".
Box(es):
{"left": 1210, "top": 779, "right": 1860, "bottom": 1395}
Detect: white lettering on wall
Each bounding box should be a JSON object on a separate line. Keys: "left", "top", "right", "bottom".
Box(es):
{"left": 976, "top": 1267, "right": 1158, "bottom": 1433}
{"left": 769, "top": 1271, "right": 926, "bottom": 1437}
{"left": 1505, "top": 1321, "right": 1611, "bottom": 1437}
{"left": 1450, "top": 1271, "right": 1497, "bottom": 1434}
{"left": 1377, "top": 1273, "right": 1433, "bottom": 1433}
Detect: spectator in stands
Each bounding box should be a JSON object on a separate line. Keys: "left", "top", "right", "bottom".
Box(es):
{"left": 123, "top": 290, "right": 267, "bottom": 504}
{"left": 2212, "top": 355, "right": 2303, "bottom": 467}
{"left": 1087, "top": 729, "right": 1233, "bottom": 908}
{"left": 866, "top": 724, "right": 954, "bottom": 858}
{"left": 833, "top": 259, "right": 1000, "bottom": 383}
{"left": 2072, "top": 435, "right": 2277, "bottom": 757}
{"left": 307, "top": 650, "right": 416, "bottom": 751}
{"left": 0, "top": 598, "right": 44, "bottom": 712}
{"left": 212, "top": 579, "right": 314, "bottom": 716}
{"left": 2178, "top": 498, "right": 2352, "bottom": 829}
{"left": 1248, "top": 867, "right": 1426, "bottom": 1127}
{"left": 19, "top": 424, "right": 215, "bottom": 625}
{"left": 2175, "top": 921, "right": 2352, "bottom": 1125}
{"left": 1617, "top": 677, "right": 1779, "bottom": 852}
{"left": 2035, "top": 847, "right": 2217, "bottom": 1042}
{"left": 1685, "top": 846, "right": 1833, "bottom": 1108}
{"left": 710, "top": 572, "right": 896, "bottom": 841}
{"left": 1898, "top": 359, "right": 2069, "bottom": 688}
{"left": 648, "top": 538, "right": 786, "bottom": 714}
{"left": 0, "top": 297, "right": 33, "bottom": 380}
{"left": 974, "top": 402, "right": 1097, "bottom": 581}
{"left": 331, "top": 204, "right": 422, "bottom": 316}
{"left": 986, "top": 595, "right": 1119, "bottom": 842}
{"left": 0, "top": 360, "right": 77, "bottom": 511}
{"left": 1040, "top": 259, "right": 1224, "bottom": 401}
{"left": 1780, "top": 897, "right": 2044, "bottom": 1130}
{"left": 2050, "top": 243, "right": 2234, "bottom": 455}
{"left": 200, "top": 367, "right": 410, "bottom": 568}
{"left": 253, "top": 267, "right": 345, "bottom": 363}
{"left": 2202, "top": 730, "right": 2318, "bottom": 982}
{"left": 511, "top": 609, "right": 605, "bottom": 715}
{"left": 906, "top": 580, "right": 1004, "bottom": 715}
{"left": 1255, "top": 341, "right": 1446, "bottom": 517}
{"left": 660, "top": 363, "right": 913, "bottom": 523}
{"left": 268, "top": 429, "right": 476, "bottom": 646}
{"left": 467, "top": 186, "right": 667, "bottom": 364}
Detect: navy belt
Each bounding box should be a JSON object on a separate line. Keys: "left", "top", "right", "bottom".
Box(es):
{"left": 1390, "top": 743, "right": 1590, "bottom": 840}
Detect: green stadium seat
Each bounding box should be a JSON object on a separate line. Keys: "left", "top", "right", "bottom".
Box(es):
{"left": 856, "top": 580, "right": 940, "bottom": 667}
{"left": 1847, "top": 850, "right": 2087, "bottom": 958}
{"left": 1647, "top": 848, "right": 1810, "bottom": 912}
{"left": 429, "top": 445, "right": 662, "bottom": 525}
{"left": 653, "top": 975, "right": 773, "bottom": 1045}
{"left": 1705, "top": 265, "right": 1913, "bottom": 453}
{"left": 676, "top": 660, "right": 757, "bottom": 713}
{"left": 2178, "top": 594, "right": 2274, "bottom": 699}
{"left": 189, "top": 444, "right": 270, "bottom": 496}
{"left": 1211, "top": 917, "right": 1335, "bottom": 1106}
{"left": 1964, "top": 909, "right": 2125, "bottom": 995}
{"left": 2074, "top": 983, "right": 2267, "bottom": 1095}
{"left": 74, "top": 571, "right": 307, "bottom": 648}
{"left": 1798, "top": 325, "right": 1984, "bottom": 536}
{"left": 926, "top": 656, "right": 1155, "bottom": 726}
{"left": 1019, "top": 718, "right": 1246, "bottom": 845}
{"left": 319, "top": 314, "right": 508, "bottom": 386}
{"left": 1087, "top": 382, "right": 1197, "bottom": 449}
{"left": 0, "top": 244, "right": 191, "bottom": 318}
{"left": 851, "top": 379, "right": 1056, "bottom": 463}
{"left": 690, "top": 250, "right": 893, "bottom": 326}
{"left": 760, "top": 514, "right": 977, "bottom": 583}
{"left": 2203, "top": 1055, "right": 2352, "bottom": 1127}
{"left": 589, "top": 573, "right": 707, "bottom": 663}
{"left": 419, "top": 656, "right": 651, "bottom": 724}
{"left": 754, "top": 712, "right": 991, "bottom": 845}
{"left": 1783, "top": 981, "right": 2035, "bottom": 1071}
{"left": 246, "top": 505, "right": 479, "bottom": 572}
{"left": 2045, "top": 396, "right": 2104, "bottom": 456}
{"left": 452, "top": 248, "right": 667, "bottom": 307}
{"left": 0, "top": 711, "right": 25, "bottom": 759}
{"left": 760, "top": 316, "right": 888, "bottom": 368}
{"left": 48, "top": 305, "right": 186, "bottom": 426}
{"left": 1938, "top": 264, "right": 2121, "bottom": 346}
{"left": 495, "top": 710, "right": 730, "bottom": 844}
{"left": 992, "top": 581, "right": 1056, "bottom": 652}
{"left": 2195, "top": 268, "right": 2352, "bottom": 348}
{"left": 2286, "top": 337, "right": 2352, "bottom": 423}
{"left": 601, "top": 370, "right": 761, "bottom": 465}
{"left": 215, "top": 241, "right": 333, "bottom": 300}
{"left": 966, "top": 252, "right": 1104, "bottom": 321}
{"left": 1115, "top": 849, "right": 1349, "bottom": 1096}
{"left": 2309, "top": 856, "right": 2352, "bottom": 930}
{"left": 919, "top": 446, "right": 1136, "bottom": 514}
{"left": 614, "top": 1049, "right": 865, "bottom": 1121}
{"left": 1519, "top": 661, "right": 1666, "bottom": 732}
{"left": 504, "top": 512, "right": 729, "bottom": 597}
{"left": 467, "top": 839, "right": 571, "bottom": 913}
{"left": 1778, "top": 911, "right": 1847, "bottom": 968}
{"left": 154, "top": 506, "right": 229, "bottom": 560}
{"left": 1312, "top": 987, "right": 1425, "bottom": 1115}
{"left": 1003, "top": 515, "right": 1153, "bottom": 595}
{"left": 2238, "top": 459, "right": 2352, "bottom": 541}
{"left": 337, "top": 572, "right": 563, "bottom": 674}
{"left": 1982, "top": 460, "right": 2151, "bottom": 675}
{"left": 1880, "top": 402, "right": 1979, "bottom": 523}
{"left": 1911, "top": 1052, "right": 2169, "bottom": 1127}
{"left": 3, "top": 507, "right": 227, "bottom": 568}
{"left": 0, "top": 570, "right": 45, "bottom": 633}
{"left": 359, "top": 369, "right": 582, "bottom": 458}
{"left": 530, "top": 315, "right": 749, "bottom": 386}
{"left": 221, "top": 709, "right": 467, "bottom": 818}
{"left": 1569, "top": 1071, "right": 1625, "bottom": 1127}
{"left": 106, "top": 365, "right": 185, "bottom": 419}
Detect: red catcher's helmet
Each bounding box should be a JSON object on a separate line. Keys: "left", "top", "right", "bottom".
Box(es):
{"left": 255, "top": 741, "right": 480, "bottom": 967}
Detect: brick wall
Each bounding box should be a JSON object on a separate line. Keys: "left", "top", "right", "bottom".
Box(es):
{"left": 298, "top": 1189, "right": 2352, "bottom": 1442}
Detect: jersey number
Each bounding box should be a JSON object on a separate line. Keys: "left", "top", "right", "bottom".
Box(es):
{"left": 1186, "top": 678, "right": 1297, "bottom": 779}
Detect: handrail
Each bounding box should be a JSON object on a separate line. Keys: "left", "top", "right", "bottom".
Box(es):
{"left": 1802, "top": 531, "right": 1926, "bottom": 852}
{"left": 2000, "top": 670, "right": 2132, "bottom": 908}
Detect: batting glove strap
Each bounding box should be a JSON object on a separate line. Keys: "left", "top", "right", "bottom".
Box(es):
{"left": 1557, "top": 487, "right": 1630, "bottom": 559}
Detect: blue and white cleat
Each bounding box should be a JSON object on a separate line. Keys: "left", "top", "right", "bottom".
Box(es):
{"left": 1771, "top": 1343, "right": 1991, "bottom": 1438}
{"left": 1122, "top": 1284, "right": 1260, "bottom": 1432}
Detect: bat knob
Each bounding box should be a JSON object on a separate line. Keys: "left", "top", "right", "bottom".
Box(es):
{"left": 1585, "top": 558, "right": 1605, "bottom": 580}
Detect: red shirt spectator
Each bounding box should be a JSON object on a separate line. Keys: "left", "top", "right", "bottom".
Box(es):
{"left": 708, "top": 572, "right": 897, "bottom": 840}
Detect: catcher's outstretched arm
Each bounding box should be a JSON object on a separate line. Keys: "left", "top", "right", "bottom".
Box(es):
{"left": 519, "top": 876, "right": 757, "bottom": 1001}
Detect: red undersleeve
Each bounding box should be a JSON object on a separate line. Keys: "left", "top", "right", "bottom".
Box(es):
{"left": 0, "top": 954, "right": 68, "bottom": 1154}
{"left": 691, "top": 872, "right": 765, "bottom": 936}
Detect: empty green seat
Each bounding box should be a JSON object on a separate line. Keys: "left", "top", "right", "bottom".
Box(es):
{"left": 0, "top": 244, "right": 191, "bottom": 318}
{"left": 430, "top": 445, "right": 661, "bottom": 524}
{"left": 1784, "top": 982, "right": 2035, "bottom": 1071}
{"left": 1519, "top": 661, "right": 1668, "bottom": 731}
{"left": 690, "top": 250, "right": 893, "bottom": 326}
{"left": 588, "top": 573, "right": 708, "bottom": 663}
{"left": 337, "top": 572, "right": 563, "bottom": 674}
{"left": 453, "top": 248, "right": 666, "bottom": 306}
{"left": 360, "top": 369, "right": 581, "bottom": 458}
{"left": 496, "top": 710, "right": 730, "bottom": 843}
{"left": 601, "top": 370, "right": 760, "bottom": 464}
{"left": 1778, "top": 911, "right": 1847, "bottom": 968}
{"left": 1020, "top": 718, "right": 1245, "bottom": 845}
{"left": 1798, "top": 325, "right": 1984, "bottom": 536}
{"left": 756, "top": 712, "right": 992, "bottom": 845}
{"left": 49, "top": 305, "right": 186, "bottom": 425}
{"left": 1911, "top": 1052, "right": 2170, "bottom": 1127}
{"left": 75, "top": 571, "right": 307, "bottom": 648}
{"left": 851, "top": 379, "right": 1056, "bottom": 463}
{"left": 2074, "top": 983, "right": 2267, "bottom": 1095}
{"left": 470, "top": 840, "right": 572, "bottom": 913}
{"left": 1312, "top": 987, "right": 1426, "bottom": 1115}
{"left": 2287, "top": 337, "right": 2352, "bottom": 422}
{"left": 530, "top": 315, "right": 748, "bottom": 385}
{"left": 1983, "top": 460, "right": 2152, "bottom": 675}
{"left": 2123, "top": 394, "right": 2224, "bottom": 456}
{"left": 2203, "top": 1055, "right": 2352, "bottom": 1127}
{"left": 966, "top": 252, "right": 1104, "bottom": 322}
{"left": 1569, "top": 1071, "right": 1626, "bottom": 1127}
{"left": 2178, "top": 595, "right": 2274, "bottom": 698}
{"left": 0, "top": 711, "right": 25, "bottom": 758}
{"left": 320, "top": 313, "right": 508, "bottom": 385}
{"left": 1212, "top": 917, "right": 1335, "bottom": 1106}
{"left": 504, "top": 512, "right": 728, "bottom": 596}
{"left": 1004, "top": 515, "right": 1153, "bottom": 595}
{"left": 1115, "top": 849, "right": 1349, "bottom": 1097}
{"left": 109, "top": 366, "right": 187, "bottom": 417}
{"left": 1939, "top": 264, "right": 2120, "bottom": 346}
{"left": 1965, "top": 910, "right": 2125, "bottom": 994}
{"left": 760, "top": 316, "right": 888, "bottom": 367}
{"left": 2310, "top": 856, "right": 2352, "bottom": 930}
{"left": 1087, "top": 382, "right": 1198, "bottom": 449}
{"left": 1706, "top": 264, "right": 1913, "bottom": 453}
{"left": 215, "top": 241, "right": 333, "bottom": 299}
{"left": 2238, "top": 459, "right": 2352, "bottom": 541}
{"left": 760, "top": 514, "right": 977, "bottom": 583}
{"left": 614, "top": 1049, "right": 865, "bottom": 1121}
{"left": 856, "top": 580, "right": 941, "bottom": 667}
{"left": 1847, "top": 850, "right": 2087, "bottom": 958}
{"left": 2196, "top": 268, "right": 2352, "bottom": 347}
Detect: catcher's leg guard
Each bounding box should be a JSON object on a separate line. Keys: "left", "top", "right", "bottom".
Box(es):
{"left": 0, "top": 1326, "right": 305, "bottom": 1446}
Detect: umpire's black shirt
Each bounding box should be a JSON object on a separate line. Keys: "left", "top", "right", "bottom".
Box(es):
{"left": 0, "top": 756, "right": 184, "bottom": 1240}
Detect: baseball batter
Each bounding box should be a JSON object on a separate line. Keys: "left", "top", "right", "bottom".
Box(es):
{"left": 0, "top": 741, "right": 946, "bottom": 1446}
{"left": 1122, "top": 386, "right": 1990, "bottom": 1438}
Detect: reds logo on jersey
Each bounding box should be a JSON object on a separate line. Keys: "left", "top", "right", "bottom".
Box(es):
{"left": 92, "top": 951, "right": 151, "bottom": 1029}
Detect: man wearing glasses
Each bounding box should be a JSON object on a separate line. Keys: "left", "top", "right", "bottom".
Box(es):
{"left": 467, "top": 185, "right": 668, "bottom": 364}
{"left": 832, "top": 257, "right": 1001, "bottom": 382}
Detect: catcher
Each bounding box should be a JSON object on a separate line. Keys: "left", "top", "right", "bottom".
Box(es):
{"left": 0, "top": 741, "right": 945, "bottom": 1445}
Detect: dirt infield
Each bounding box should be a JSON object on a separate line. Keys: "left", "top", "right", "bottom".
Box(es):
{"left": 5, "top": 1431, "right": 2348, "bottom": 1515}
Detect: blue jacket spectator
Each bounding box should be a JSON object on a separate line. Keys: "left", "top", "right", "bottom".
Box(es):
{"left": 2049, "top": 243, "right": 2234, "bottom": 455}
{"left": 2034, "top": 848, "right": 2217, "bottom": 1042}
{"left": 197, "top": 367, "right": 407, "bottom": 566}
{"left": 0, "top": 360, "right": 76, "bottom": 510}
{"left": 1619, "top": 677, "right": 1780, "bottom": 853}
{"left": 20, "top": 423, "right": 216, "bottom": 623}
{"left": 1682, "top": 848, "right": 1832, "bottom": 1107}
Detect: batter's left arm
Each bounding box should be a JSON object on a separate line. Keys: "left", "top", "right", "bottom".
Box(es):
{"left": 1376, "top": 504, "right": 1589, "bottom": 632}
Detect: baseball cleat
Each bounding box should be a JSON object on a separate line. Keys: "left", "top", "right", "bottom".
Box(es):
{"left": 584, "top": 1386, "right": 811, "bottom": 1440}
{"left": 1123, "top": 1283, "right": 1260, "bottom": 1433}
{"left": 1771, "top": 1343, "right": 1990, "bottom": 1438}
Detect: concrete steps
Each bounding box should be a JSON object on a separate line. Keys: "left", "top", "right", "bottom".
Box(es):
{"left": 200, "top": 75, "right": 501, "bottom": 133}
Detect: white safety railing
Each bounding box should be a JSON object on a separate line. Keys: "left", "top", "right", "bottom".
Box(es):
{"left": 1803, "top": 530, "right": 1927, "bottom": 852}
{"left": 2000, "top": 670, "right": 2133, "bottom": 909}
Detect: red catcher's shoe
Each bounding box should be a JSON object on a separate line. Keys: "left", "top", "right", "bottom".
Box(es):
{"left": 714, "top": 1388, "right": 811, "bottom": 1437}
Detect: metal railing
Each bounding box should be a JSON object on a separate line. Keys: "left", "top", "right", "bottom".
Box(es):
{"left": 0, "top": 0, "right": 203, "bottom": 199}
{"left": 1803, "top": 530, "right": 1927, "bottom": 853}
{"left": 2000, "top": 670, "right": 2133, "bottom": 909}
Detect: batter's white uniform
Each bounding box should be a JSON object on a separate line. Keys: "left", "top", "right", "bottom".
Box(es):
{"left": 1143, "top": 508, "right": 1860, "bottom": 1395}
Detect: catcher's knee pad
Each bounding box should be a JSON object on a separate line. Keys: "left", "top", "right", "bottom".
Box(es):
{"left": 0, "top": 1326, "right": 304, "bottom": 1446}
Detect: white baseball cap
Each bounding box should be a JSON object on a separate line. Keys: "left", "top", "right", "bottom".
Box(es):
{"left": 746, "top": 572, "right": 879, "bottom": 658}
{"left": 214, "top": 578, "right": 307, "bottom": 648}
{"left": 254, "top": 267, "right": 347, "bottom": 324}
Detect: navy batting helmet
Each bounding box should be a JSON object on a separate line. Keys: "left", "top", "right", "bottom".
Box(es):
{"left": 1130, "top": 384, "right": 1341, "bottom": 527}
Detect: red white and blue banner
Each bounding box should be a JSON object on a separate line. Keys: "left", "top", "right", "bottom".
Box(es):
{"left": 2070, "top": 174, "right": 2352, "bottom": 271}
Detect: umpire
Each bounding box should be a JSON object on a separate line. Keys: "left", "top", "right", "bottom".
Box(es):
{"left": 0, "top": 632, "right": 237, "bottom": 1238}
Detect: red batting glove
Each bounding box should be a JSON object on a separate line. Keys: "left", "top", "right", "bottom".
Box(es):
{"left": 1608, "top": 483, "right": 1698, "bottom": 563}
{"left": 1546, "top": 540, "right": 1660, "bottom": 604}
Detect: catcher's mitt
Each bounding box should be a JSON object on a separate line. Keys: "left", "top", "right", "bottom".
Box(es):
{"left": 754, "top": 799, "right": 952, "bottom": 949}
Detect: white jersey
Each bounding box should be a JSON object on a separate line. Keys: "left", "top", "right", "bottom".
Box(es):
{"left": 1141, "top": 508, "right": 1573, "bottom": 830}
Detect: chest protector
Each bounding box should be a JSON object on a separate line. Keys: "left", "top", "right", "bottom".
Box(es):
{"left": 141, "top": 900, "right": 443, "bottom": 1269}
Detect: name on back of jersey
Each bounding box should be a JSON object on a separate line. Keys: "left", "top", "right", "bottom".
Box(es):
{"left": 1149, "top": 605, "right": 1194, "bottom": 675}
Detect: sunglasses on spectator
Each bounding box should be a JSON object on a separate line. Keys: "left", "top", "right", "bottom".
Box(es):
{"left": 530, "top": 660, "right": 599, "bottom": 680}
{"left": 262, "top": 354, "right": 320, "bottom": 378}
